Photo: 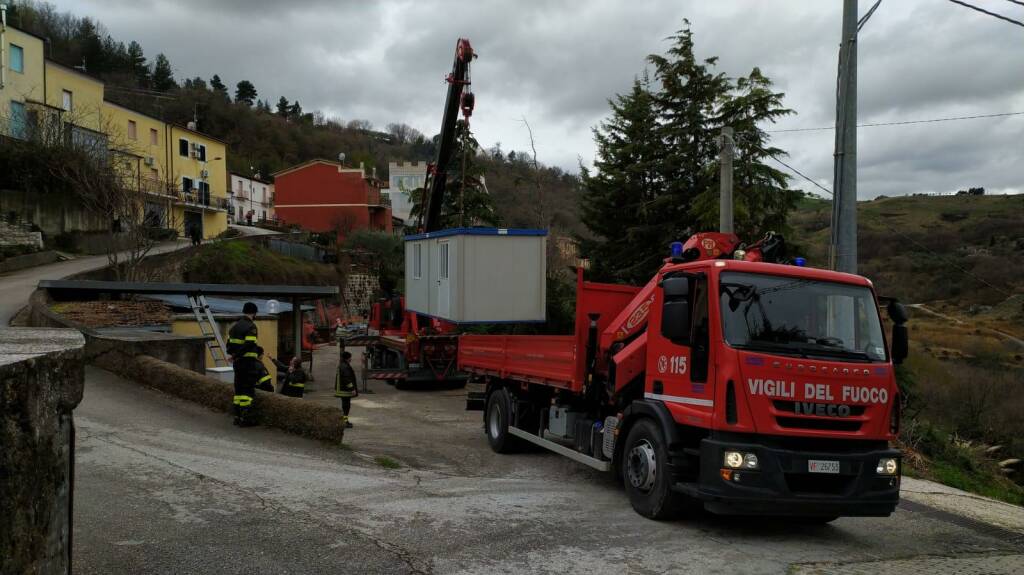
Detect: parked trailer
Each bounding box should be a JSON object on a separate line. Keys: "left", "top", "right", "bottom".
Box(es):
{"left": 462, "top": 234, "right": 908, "bottom": 521}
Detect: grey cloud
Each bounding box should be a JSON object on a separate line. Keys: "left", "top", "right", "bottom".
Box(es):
{"left": 58, "top": 0, "right": 1024, "bottom": 198}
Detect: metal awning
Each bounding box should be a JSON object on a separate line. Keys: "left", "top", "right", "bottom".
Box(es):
{"left": 38, "top": 280, "right": 337, "bottom": 300}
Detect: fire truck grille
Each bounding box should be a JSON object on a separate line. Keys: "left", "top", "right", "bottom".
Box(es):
{"left": 775, "top": 416, "right": 862, "bottom": 432}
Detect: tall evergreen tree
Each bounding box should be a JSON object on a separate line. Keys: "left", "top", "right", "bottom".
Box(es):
{"left": 151, "top": 54, "right": 176, "bottom": 91}
{"left": 578, "top": 74, "right": 665, "bottom": 283}
{"left": 581, "top": 21, "right": 799, "bottom": 282}
{"left": 209, "top": 74, "right": 228, "bottom": 95}
{"left": 234, "top": 80, "right": 257, "bottom": 106}
{"left": 288, "top": 100, "right": 303, "bottom": 120}
{"left": 126, "top": 41, "right": 149, "bottom": 87}
{"left": 276, "top": 97, "right": 290, "bottom": 116}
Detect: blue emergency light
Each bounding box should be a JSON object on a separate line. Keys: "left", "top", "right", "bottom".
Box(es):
{"left": 670, "top": 242, "right": 684, "bottom": 258}
{"left": 793, "top": 257, "right": 807, "bottom": 267}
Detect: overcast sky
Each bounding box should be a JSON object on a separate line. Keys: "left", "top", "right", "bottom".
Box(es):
{"left": 58, "top": 0, "right": 1024, "bottom": 198}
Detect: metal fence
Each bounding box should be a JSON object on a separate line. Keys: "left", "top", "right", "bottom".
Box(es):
{"left": 267, "top": 238, "right": 328, "bottom": 262}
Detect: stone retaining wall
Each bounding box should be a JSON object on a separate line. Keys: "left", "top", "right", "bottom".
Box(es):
{"left": 93, "top": 353, "right": 346, "bottom": 442}
{"left": 0, "top": 250, "right": 60, "bottom": 274}
{"left": 0, "top": 328, "right": 86, "bottom": 575}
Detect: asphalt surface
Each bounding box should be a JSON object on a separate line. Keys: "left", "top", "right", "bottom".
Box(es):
{"left": 73, "top": 358, "right": 1024, "bottom": 574}
{"left": 0, "top": 239, "right": 190, "bottom": 326}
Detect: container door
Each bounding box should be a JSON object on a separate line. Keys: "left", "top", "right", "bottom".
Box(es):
{"left": 437, "top": 240, "right": 451, "bottom": 317}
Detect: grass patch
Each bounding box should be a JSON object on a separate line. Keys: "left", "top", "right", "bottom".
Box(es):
{"left": 926, "top": 459, "right": 1024, "bottom": 506}
{"left": 183, "top": 240, "right": 339, "bottom": 286}
{"left": 374, "top": 455, "right": 401, "bottom": 469}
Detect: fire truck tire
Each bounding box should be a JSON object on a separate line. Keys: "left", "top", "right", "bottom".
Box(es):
{"left": 621, "top": 418, "right": 686, "bottom": 520}
{"left": 485, "top": 388, "right": 517, "bottom": 454}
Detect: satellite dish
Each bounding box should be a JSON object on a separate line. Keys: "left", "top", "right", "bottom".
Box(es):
{"left": 187, "top": 121, "right": 197, "bottom": 131}
{"left": 337, "top": 152, "right": 346, "bottom": 163}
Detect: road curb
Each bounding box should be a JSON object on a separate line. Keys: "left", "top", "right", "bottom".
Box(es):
{"left": 95, "top": 352, "right": 346, "bottom": 442}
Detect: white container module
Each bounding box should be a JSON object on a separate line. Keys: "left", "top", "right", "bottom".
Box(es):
{"left": 404, "top": 228, "right": 547, "bottom": 323}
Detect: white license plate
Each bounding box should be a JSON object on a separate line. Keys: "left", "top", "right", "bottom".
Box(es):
{"left": 808, "top": 459, "right": 840, "bottom": 474}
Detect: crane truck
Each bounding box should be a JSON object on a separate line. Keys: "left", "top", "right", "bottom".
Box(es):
{"left": 462, "top": 232, "right": 909, "bottom": 520}
{"left": 350, "top": 38, "right": 475, "bottom": 387}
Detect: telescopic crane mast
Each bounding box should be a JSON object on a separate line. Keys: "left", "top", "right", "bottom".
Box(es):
{"left": 419, "top": 38, "right": 476, "bottom": 233}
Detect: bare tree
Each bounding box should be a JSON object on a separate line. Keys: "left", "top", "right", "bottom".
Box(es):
{"left": 520, "top": 116, "right": 546, "bottom": 228}
{"left": 386, "top": 122, "right": 424, "bottom": 145}
{"left": 15, "top": 107, "right": 184, "bottom": 281}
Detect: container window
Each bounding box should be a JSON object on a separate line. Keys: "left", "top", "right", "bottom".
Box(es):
{"left": 439, "top": 242, "right": 449, "bottom": 280}
{"left": 413, "top": 244, "right": 422, "bottom": 279}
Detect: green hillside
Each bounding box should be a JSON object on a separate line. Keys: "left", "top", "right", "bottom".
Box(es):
{"left": 789, "top": 193, "right": 1024, "bottom": 305}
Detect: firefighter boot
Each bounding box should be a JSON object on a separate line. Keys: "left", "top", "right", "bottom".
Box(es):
{"left": 233, "top": 405, "right": 243, "bottom": 426}
{"left": 343, "top": 415, "right": 353, "bottom": 429}
{"left": 238, "top": 406, "right": 259, "bottom": 427}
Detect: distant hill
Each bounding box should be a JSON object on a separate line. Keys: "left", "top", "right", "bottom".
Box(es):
{"left": 788, "top": 193, "right": 1024, "bottom": 306}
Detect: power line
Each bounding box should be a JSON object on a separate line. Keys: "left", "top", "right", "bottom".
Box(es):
{"left": 765, "top": 154, "right": 834, "bottom": 197}
{"left": 1005, "top": 0, "right": 1024, "bottom": 8}
{"left": 767, "top": 111, "right": 1024, "bottom": 133}
{"left": 947, "top": 0, "right": 1024, "bottom": 28}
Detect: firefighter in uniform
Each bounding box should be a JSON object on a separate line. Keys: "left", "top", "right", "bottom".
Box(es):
{"left": 227, "top": 302, "right": 261, "bottom": 426}
{"left": 253, "top": 347, "right": 275, "bottom": 392}
{"left": 335, "top": 351, "right": 358, "bottom": 428}
{"left": 274, "top": 356, "right": 307, "bottom": 398}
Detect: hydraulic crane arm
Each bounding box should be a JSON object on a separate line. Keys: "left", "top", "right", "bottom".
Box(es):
{"left": 420, "top": 38, "right": 476, "bottom": 233}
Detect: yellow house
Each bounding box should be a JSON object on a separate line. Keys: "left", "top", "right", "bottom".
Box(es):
{"left": 168, "top": 124, "right": 229, "bottom": 239}
{"left": 99, "top": 104, "right": 230, "bottom": 239}
{"left": 1, "top": 24, "right": 46, "bottom": 138}
{"left": 3, "top": 22, "right": 229, "bottom": 240}
{"left": 44, "top": 60, "right": 104, "bottom": 133}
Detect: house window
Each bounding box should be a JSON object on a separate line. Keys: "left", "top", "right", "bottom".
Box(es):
{"left": 9, "top": 101, "right": 27, "bottom": 139}
{"left": 127, "top": 120, "right": 137, "bottom": 140}
{"left": 179, "top": 138, "right": 189, "bottom": 157}
{"left": 150, "top": 128, "right": 158, "bottom": 145}
{"left": 62, "top": 90, "right": 73, "bottom": 112}
{"left": 9, "top": 44, "right": 24, "bottom": 73}
{"left": 150, "top": 168, "right": 159, "bottom": 183}
{"left": 196, "top": 143, "right": 206, "bottom": 162}
{"left": 182, "top": 176, "right": 193, "bottom": 196}
{"left": 413, "top": 244, "right": 422, "bottom": 279}
{"left": 237, "top": 180, "right": 243, "bottom": 192}
{"left": 197, "top": 181, "right": 210, "bottom": 205}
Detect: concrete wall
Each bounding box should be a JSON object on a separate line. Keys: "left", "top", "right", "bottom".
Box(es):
{"left": 0, "top": 328, "right": 86, "bottom": 575}
{"left": 0, "top": 188, "right": 109, "bottom": 238}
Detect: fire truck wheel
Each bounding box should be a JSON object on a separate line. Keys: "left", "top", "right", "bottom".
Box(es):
{"left": 485, "top": 388, "right": 516, "bottom": 453}
{"left": 621, "top": 418, "right": 685, "bottom": 520}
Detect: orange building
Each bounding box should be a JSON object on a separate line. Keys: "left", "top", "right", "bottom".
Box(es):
{"left": 272, "top": 159, "right": 391, "bottom": 242}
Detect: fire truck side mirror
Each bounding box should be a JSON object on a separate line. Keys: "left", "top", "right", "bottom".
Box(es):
{"left": 891, "top": 325, "right": 908, "bottom": 365}
{"left": 661, "top": 277, "right": 692, "bottom": 344}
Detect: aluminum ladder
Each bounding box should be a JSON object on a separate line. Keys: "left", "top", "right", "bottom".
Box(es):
{"left": 188, "top": 293, "right": 229, "bottom": 367}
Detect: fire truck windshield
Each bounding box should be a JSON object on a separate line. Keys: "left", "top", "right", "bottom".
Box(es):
{"left": 719, "top": 271, "right": 887, "bottom": 363}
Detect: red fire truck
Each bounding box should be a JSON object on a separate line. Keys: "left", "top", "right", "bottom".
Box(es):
{"left": 462, "top": 232, "right": 908, "bottom": 521}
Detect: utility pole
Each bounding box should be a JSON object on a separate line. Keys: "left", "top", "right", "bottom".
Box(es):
{"left": 719, "top": 127, "right": 734, "bottom": 234}
{"left": 830, "top": 0, "right": 858, "bottom": 274}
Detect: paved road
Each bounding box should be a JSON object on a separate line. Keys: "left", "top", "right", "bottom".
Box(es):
{"left": 74, "top": 364, "right": 1024, "bottom": 575}
{"left": 229, "top": 223, "right": 284, "bottom": 237}
{"left": 0, "top": 240, "right": 190, "bottom": 325}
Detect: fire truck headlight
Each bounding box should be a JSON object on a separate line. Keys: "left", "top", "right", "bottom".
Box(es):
{"left": 724, "top": 451, "right": 744, "bottom": 469}
{"left": 743, "top": 453, "right": 759, "bottom": 469}
{"left": 876, "top": 458, "right": 899, "bottom": 475}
